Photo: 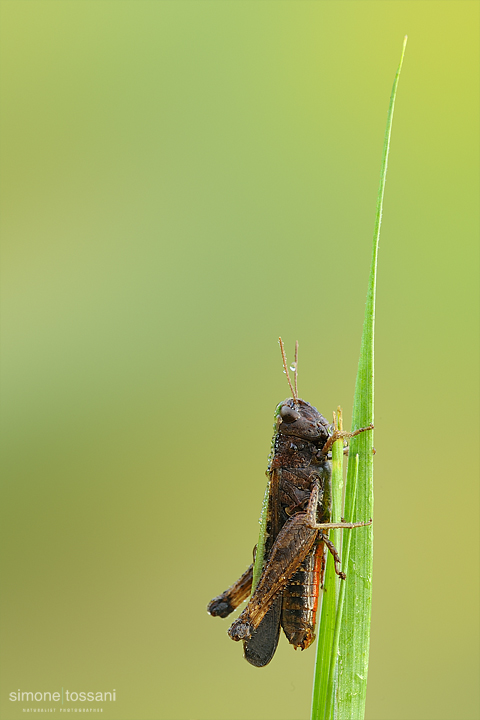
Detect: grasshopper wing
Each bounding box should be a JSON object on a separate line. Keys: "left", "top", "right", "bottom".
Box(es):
{"left": 243, "top": 595, "right": 282, "bottom": 667}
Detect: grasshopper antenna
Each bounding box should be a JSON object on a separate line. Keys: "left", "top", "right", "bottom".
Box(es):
{"left": 278, "top": 337, "right": 297, "bottom": 401}
{"left": 293, "top": 340, "right": 299, "bottom": 399}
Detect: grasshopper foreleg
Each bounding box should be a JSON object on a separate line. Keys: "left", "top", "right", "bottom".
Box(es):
{"left": 321, "top": 423, "right": 374, "bottom": 457}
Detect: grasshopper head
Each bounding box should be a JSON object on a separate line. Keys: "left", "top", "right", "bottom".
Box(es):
{"left": 276, "top": 398, "right": 330, "bottom": 445}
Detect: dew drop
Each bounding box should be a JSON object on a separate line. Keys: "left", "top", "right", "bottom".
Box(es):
{"left": 289, "top": 363, "right": 296, "bottom": 372}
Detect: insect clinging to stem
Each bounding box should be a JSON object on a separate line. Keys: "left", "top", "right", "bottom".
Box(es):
{"left": 207, "top": 338, "right": 373, "bottom": 667}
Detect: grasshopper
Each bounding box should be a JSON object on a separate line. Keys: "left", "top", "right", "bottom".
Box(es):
{"left": 208, "top": 339, "right": 372, "bottom": 666}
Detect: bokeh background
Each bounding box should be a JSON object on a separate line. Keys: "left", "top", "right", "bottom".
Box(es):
{"left": 1, "top": 2, "right": 478, "bottom": 719}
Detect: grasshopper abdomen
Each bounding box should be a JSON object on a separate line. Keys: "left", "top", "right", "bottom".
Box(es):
{"left": 281, "top": 541, "right": 324, "bottom": 649}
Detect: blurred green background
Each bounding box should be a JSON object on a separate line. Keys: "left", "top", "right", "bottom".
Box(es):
{"left": 0, "top": 2, "right": 478, "bottom": 719}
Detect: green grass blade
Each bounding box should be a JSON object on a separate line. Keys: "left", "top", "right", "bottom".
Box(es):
{"left": 324, "top": 453, "right": 360, "bottom": 720}
{"left": 252, "top": 479, "right": 270, "bottom": 592}
{"left": 335, "top": 36, "right": 407, "bottom": 719}
{"left": 311, "top": 410, "right": 344, "bottom": 719}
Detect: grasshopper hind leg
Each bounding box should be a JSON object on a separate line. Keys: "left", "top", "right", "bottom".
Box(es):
{"left": 207, "top": 563, "right": 253, "bottom": 618}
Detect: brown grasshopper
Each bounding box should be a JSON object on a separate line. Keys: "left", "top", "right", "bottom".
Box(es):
{"left": 208, "top": 339, "right": 372, "bottom": 666}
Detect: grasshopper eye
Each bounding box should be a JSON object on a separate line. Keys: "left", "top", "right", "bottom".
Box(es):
{"left": 280, "top": 405, "right": 299, "bottom": 423}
